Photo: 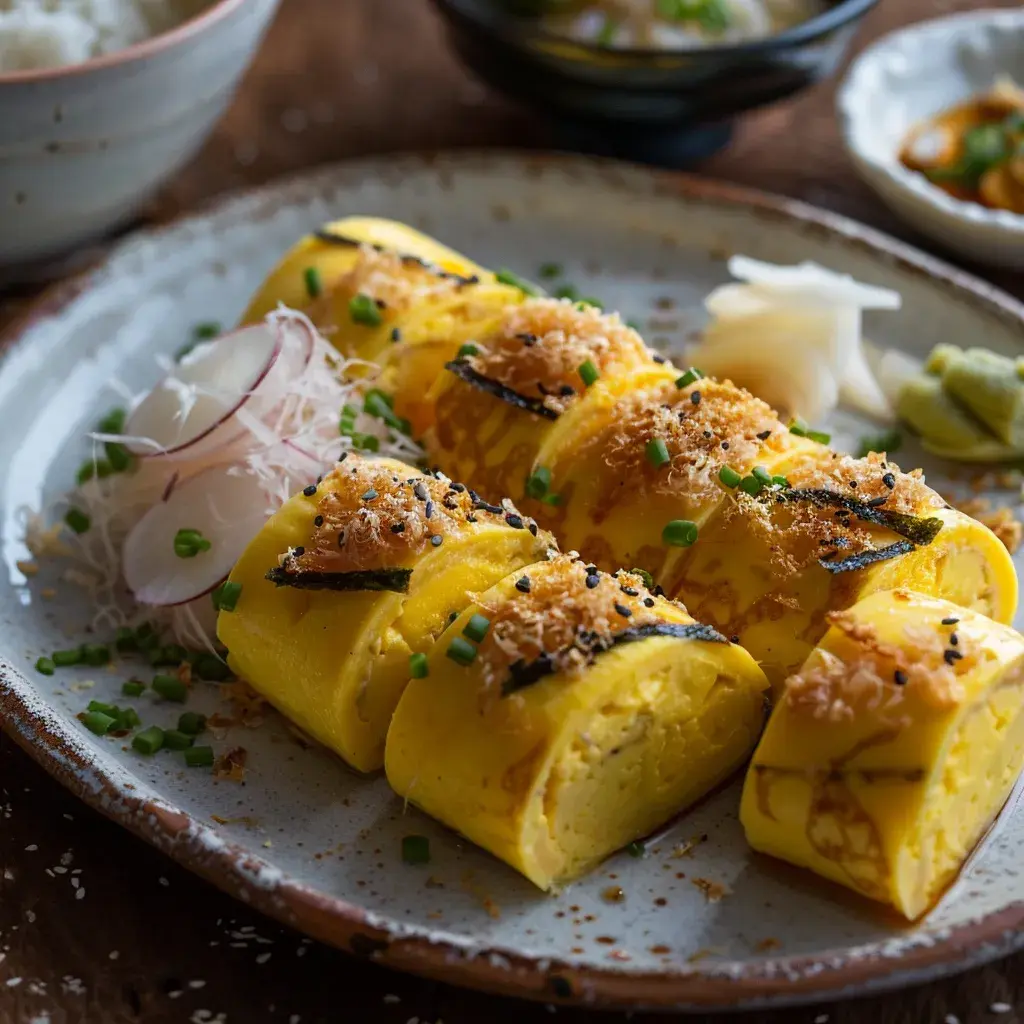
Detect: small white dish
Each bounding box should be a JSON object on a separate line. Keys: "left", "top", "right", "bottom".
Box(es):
{"left": 837, "top": 9, "right": 1024, "bottom": 269}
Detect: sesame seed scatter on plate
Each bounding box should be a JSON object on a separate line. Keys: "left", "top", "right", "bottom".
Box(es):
{"left": 1, "top": 153, "right": 1023, "bottom": 1010}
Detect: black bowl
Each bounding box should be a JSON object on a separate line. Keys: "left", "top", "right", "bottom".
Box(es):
{"left": 430, "top": 0, "right": 879, "bottom": 164}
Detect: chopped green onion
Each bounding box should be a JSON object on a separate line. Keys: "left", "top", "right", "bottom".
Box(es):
{"left": 152, "top": 674, "right": 188, "bottom": 702}
{"left": 211, "top": 581, "right": 242, "bottom": 612}
{"left": 349, "top": 292, "right": 383, "bottom": 326}
{"left": 463, "top": 613, "right": 491, "bottom": 643}
{"left": 409, "top": 652, "right": 429, "bottom": 679}
{"left": 96, "top": 408, "right": 127, "bottom": 434}
{"left": 115, "top": 627, "right": 137, "bottom": 653}
{"left": 363, "top": 389, "right": 407, "bottom": 433}
{"left": 184, "top": 745, "right": 215, "bottom": 768}
{"left": 751, "top": 466, "right": 773, "bottom": 486}
{"left": 80, "top": 643, "right": 110, "bottom": 667}
{"left": 401, "top": 834, "right": 431, "bottom": 865}
{"left": 645, "top": 437, "right": 671, "bottom": 469}
{"left": 446, "top": 636, "right": 478, "bottom": 667}
{"left": 456, "top": 343, "right": 480, "bottom": 359}
{"left": 553, "top": 284, "right": 579, "bottom": 302}
{"left": 304, "top": 266, "right": 322, "bottom": 299}
{"left": 675, "top": 367, "right": 703, "bottom": 389}
{"left": 631, "top": 567, "right": 655, "bottom": 589}
{"left": 627, "top": 840, "right": 645, "bottom": 858}
{"left": 87, "top": 700, "right": 119, "bottom": 716}
{"left": 540, "top": 493, "right": 563, "bottom": 507}
{"left": 855, "top": 429, "right": 903, "bottom": 459}
{"left": 52, "top": 648, "right": 81, "bottom": 667}
{"left": 525, "top": 466, "right": 552, "bottom": 499}
{"left": 178, "top": 711, "right": 207, "bottom": 736}
{"left": 132, "top": 726, "right": 165, "bottom": 755}
{"left": 538, "top": 262, "right": 563, "bottom": 280}
{"left": 662, "top": 519, "right": 699, "bottom": 547}
{"left": 807, "top": 429, "right": 831, "bottom": 445}
{"left": 122, "top": 680, "right": 145, "bottom": 697}
{"left": 173, "top": 528, "right": 212, "bottom": 559}
{"left": 788, "top": 418, "right": 830, "bottom": 445}
{"left": 193, "top": 321, "right": 221, "bottom": 340}
{"left": 350, "top": 433, "right": 380, "bottom": 452}
{"left": 739, "top": 475, "right": 764, "bottom": 497}
{"left": 577, "top": 297, "right": 603, "bottom": 310}
{"left": 104, "top": 442, "right": 133, "bottom": 473}
{"left": 82, "top": 710, "right": 116, "bottom": 736}
{"left": 64, "top": 508, "right": 90, "bottom": 534}
{"left": 719, "top": 466, "right": 742, "bottom": 488}
{"left": 772, "top": 475, "right": 789, "bottom": 488}
{"left": 578, "top": 360, "right": 600, "bottom": 388}
{"left": 495, "top": 268, "right": 542, "bottom": 297}
{"left": 163, "top": 729, "right": 195, "bottom": 751}
{"left": 76, "top": 461, "right": 97, "bottom": 485}
{"left": 35, "top": 657, "right": 55, "bottom": 676}
{"left": 118, "top": 707, "right": 140, "bottom": 730}
{"left": 192, "top": 653, "right": 230, "bottom": 681}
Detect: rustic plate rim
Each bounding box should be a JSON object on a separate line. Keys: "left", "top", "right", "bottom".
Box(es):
{"left": 2, "top": 149, "right": 1024, "bottom": 1012}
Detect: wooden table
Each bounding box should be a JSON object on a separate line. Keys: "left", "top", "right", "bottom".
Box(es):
{"left": 2, "top": 1, "right": 1023, "bottom": 1021}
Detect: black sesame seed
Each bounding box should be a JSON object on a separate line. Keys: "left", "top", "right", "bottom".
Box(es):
{"left": 375, "top": 298, "right": 386, "bottom": 309}
{"left": 894, "top": 670, "right": 908, "bottom": 686}
{"left": 866, "top": 496, "right": 887, "bottom": 508}
{"left": 848, "top": 480, "right": 858, "bottom": 489}
{"left": 643, "top": 597, "right": 655, "bottom": 608}
{"left": 559, "top": 385, "right": 576, "bottom": 397}
{"left": 882, "top": 472, "right": 896, "bottom": 489}
{"left": 944, "top": 649, "right": 963, "bottom": 665}
{"left": 585, "top": 575, "right": 600, "bottom": 590}
{"left": 313, "top": 515, "right": 324, "bottom": 527}
{"left": 703, "top": 430, "right": 712, "bottom": 439}
{"left": 515, "top": 576, "right": 531, "bottom": 593}
{"left": 721, "top": 441, "right": 729, "bottom": 450}
{"left": 586, "top": 565, "right": 597, "bottom": 574}
{"left": 691, "top": 391, "right": 701, "bottom": 406}
{"left": 450, "top": 482, "right": 466, "bottom": 493}
{"left": 391, "top": 523, "right": 405, "bottom": 534}
{"left": 620, "top": 586, "right": 639, "bottom": 597}
{"left": 293, "top": 546, "right": 305, "bottom": 557}
{"left": 528, "top": 521, "right": 538, "bottom": 536}
{"left": 413, "top": 482, "right": 429, "bottom": 501}
{"left": 950, "top": 633, "right": 959, "bottom": 647}
{"left": 756, "top": 430, "right": 772, "bottom": 440}
{"left": 338, "top": 452, "right": 348, "bottom": 463}
{"left": 505, "top": 513, "right": 524, "bottom": 529}
{"left": 652, "top": 354, "right": 667, "bottom": 364}
{"left": 473, "top": 499, "right": 503, "bottom": 514}
{"left": 391, "top": 327, "right": 402, "bottom": 343}
{"left": 941, "top": 617, "right": 959, "bottom": 625}
{"left": 362, "top": 488, "right": 378, "bottom": 501}
{"left": 425, "top": 500, "right": 434, "bottom": 519}
{"left": 730, "top": 635, "right": 740, "bottom": 644}
{"left": 303, "top": 484, "right": 317, "bottom": 497}
{"left": 466, "top": 514, "right": 477, "bottom": 523}
{"left": 430, "top": 535, "right": 443, "bottom": 547}
{"left": 614, "top": 603, "right": 632, "bottom": 618}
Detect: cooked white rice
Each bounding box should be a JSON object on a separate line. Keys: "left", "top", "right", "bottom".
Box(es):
{"left": 0, "top": 0, "right": 212, "bottom": 72}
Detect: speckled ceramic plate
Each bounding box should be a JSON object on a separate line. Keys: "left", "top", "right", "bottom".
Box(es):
{"left": 2, "top": 153, "right": 1023, "bottom": 1013}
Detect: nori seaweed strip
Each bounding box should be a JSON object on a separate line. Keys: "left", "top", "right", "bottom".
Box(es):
{"left": 265, "top": 566, "right": 412, "bottom": 593}
{"left": 445, "top": 360, "right": 559, "bottom": 421}
{"left": 818, "top": 539, "right": 917, "bottom": 575}
{"left": 312, "top": 231, "right": 479, "bottom": 286}
{"left": 780, "top": 488, "right": 943, "bottom": 546}
{"left": 502, "top": 622, "right": 727, "bottom": 696}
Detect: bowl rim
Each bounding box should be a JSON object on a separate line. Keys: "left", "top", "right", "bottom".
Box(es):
{"left": 431, "top": 0, "right": 878, "bottom": 60}
{"left": 836, "top": 7, "right": 1024, "bottom": 238}
{"left": 0, "top": 0, "right": 248, "bottom": 86}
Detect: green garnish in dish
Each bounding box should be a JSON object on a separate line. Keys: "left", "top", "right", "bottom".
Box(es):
{"left": 132, "top": 726, "right": 165, "bottom": 755}
{"left": 184, "top": 745, "right": 215, "bottom": 767}
{"left": 595, "top": 14, "right": 618, "bottom": 46}
{"left": 656, "top": 0, "right": 731, "bottom": 32}
{"left": 173, "top": 528, "right": 212, "bottom": 559}
{"left": 409, "top": 653, "right": 429, "bottom": 679}
{"left": 788, "top": 418, "right": 831, "bottom": 445}
{"left": 178, "top": 712, "right": 207, "bottom": 736}
{"left": 538, "top": 262, "right": 563, "bottom": 280}
{"left": 211, "top": 581, "right": 242, "bottom": 612}
{"left": 349, "top": 293, "right": 382, "bottom": 326}
{"left": 578, "top": 359, "right": 600, "bottom": 387}
{"left": 303, "top": 266, "right": 322, "bottom": 299}
{"left": 525, "top": 466, "right": 552, "bottom": 499}
{"left": 718, "top": 466, "right": 741, "bottom": 488}
{"left": 463, "top": 613, "right": 491, "bottom": 643}
{"left": 675, "top": 367, "right": 703, "bottom": 389}
{"left": 64, "top": 508, "right": 90, "bottom": 534}
{"left": 446, "top": 635, "right": 478, "bottom": 666}
{"left": 662, "top": 519, "right": 699, "bottom": 547}
{"left": 402, "top": 835, "right": 431, "bottom": 865}
{"left": 152, "top": 674, "right": 188, "bottom": 702}
{"left": 645, "top": 437, "right": 671, "bottom": 469}
{"left": 496, "top": 268, "right": 543, "bottom": 297}
{"left": 926, "top": 123, "right": 1011, "bottom": 187}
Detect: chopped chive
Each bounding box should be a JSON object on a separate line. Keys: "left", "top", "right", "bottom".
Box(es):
{"left": 662, "top": 519, "right": 699, "bottom": 547}
{"left": 495, "top": 268, "right": 542, "bottom": 297}
{"left": 409, "top": 652, "right": 429, "bottom": 679}
{"left": 463, "top": 613, "right": 491, "bottom": 643}
{"left": 627, "top": 840, "right": 645, "bottom": 858}
{"left": 122, "top": 680, "right": 145, "bottom": 697}
{"left": 132, "top": 726, "right": 165, "bottom": 755}
{"left": 538, "top": 262, "right": 563, "bottom": 279}
{"left": 401, "top": 834, "right": 431, "bottom": 865}
{"left": 540, "top": 492, "right": 563, "bottom": 507}
{"left": 751, "top": 466, "right": 773, "bottom": 485}
{"left": 173, "top": 528, "right": 212, "bottom": 559}
{"left": 645, "top": 437, "right": 671, "bottom": 469}
{"left": 184, "top": 745, "right": 215, "bottom": 768}
{"left": 96, "top": 408, "right": 126, "bottom": 434}
{"left": 192, "top": 653, "right": 230, "bottom": 681}
{"left": 456, "top": 343, "right": 480, "bottom": 359}
{"left": 578, "top": 360, "right": 600, "bottom": 387}
{"left": 163, "top": 729, "right": 195, "bottom": 751}
{"left": 35, "top": 657, "right": 55, "bottom": 676}
{"left": 739, "top": 475, "right": 763, "bottom": 497}
{"left": 64, "top": 508, "right": 90, "bottom": 534}
{"left": 52, "top": 648, "right": 81, "bottom": 667}
{"left": 104, "top": 442, "right": 133, "bottom": 473}
{"left": 76, "top": 461, "right": 96, "bottom": 485}
{"left": 304, "top": 266, "right": 322, "bottom": 299}
{"left": 87, "top": 700, "right": 119, "bottom": 716}
{"left": 675, "top": 367, "right": 703, "bottom": 389}
{"left": 193, "top": 321, "right": 221, "bottom": 340}
{"left": 82, "top": 710, "right": 116, "bottom": 736}
{"left": 553, "top": 284, "right": 580, "bottom": 301}
{"left": 349, "top": 292, "right": 383, "bottom": 326}
{"left": 152, "top": 674, "right": 188, "bottom": 702}
{"left": 115, "top": 627, "right": 137, "bottom": 653}
{"left": 152, "top": 643, "right": 188, "bottom": 667}
{"left": 350, "top": 433, "right": 380, "bottom": 452}
{"left": 446, "top": 636, "right": 478, "bottom": 666}
{"left": 525, "top": 466, "right": 552, "bottom": 499}
{"left": 772, "top": 474, "right": 789, "bottom": 488}
{"left": 178, "top": 711, "right": 207, "bottom": 736}
{"left": 211, "top": 581, "right": 242, "bottom": 612}
{"left": 789, "top": 418, "right": 831, "bottom": 445}
{"left": 631, "top": 567, "right": 654, "bottom": 589}
{"left": 719, "top": 466, "right": 741, "bottom": 488}
{"left": 807, "top": 429, "right": 831, "bottom": 445}
{"left": 118, "top": 707, "right": 140, "bottom": 730}
{"left": 80, "top": 643, "right": 110, "bottom": 667}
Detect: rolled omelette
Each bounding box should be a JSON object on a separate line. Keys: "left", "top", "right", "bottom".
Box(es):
{"left": 426, "top": 298, "right": 654, "bottom": 505}
{"left": 740, "top": 589, "right": 1024, "bottom": 920}
{"left": 672, "top": 445, "right": 1019, "bottom": 688}
{"left": 217, "top": 454, "right": 554, "bottom": 772}
{"left": 385, "top": 553, "right": 769, "bottom": 889}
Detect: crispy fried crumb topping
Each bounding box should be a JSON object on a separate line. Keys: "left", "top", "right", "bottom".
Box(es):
{"left": 278, "top": 455, "right": 550, "bottom": 575}
{"left": 472, "top": 552, "right": 694, "bottom": 693}
{"left": 462, "top": 299, "right": 653, "bottom": 416}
